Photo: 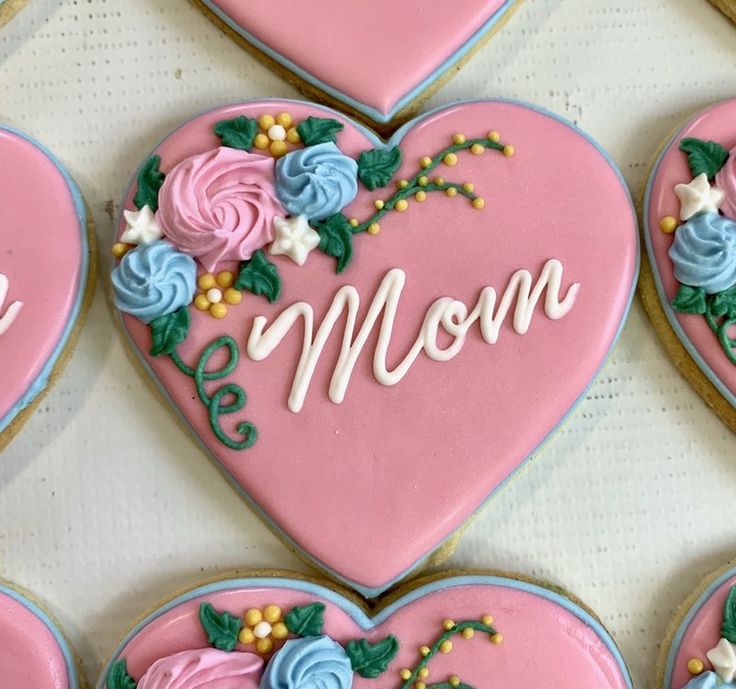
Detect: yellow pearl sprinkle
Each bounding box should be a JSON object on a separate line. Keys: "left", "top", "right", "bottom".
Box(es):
{"left": 264, "top": 605, "right": 282, "bottom": 623}
{"left": 374, "top": 199, "right": 385, "bottom": 210}
{"left": 687, "top": 659, "right": 705, "bottom": 675}
{"left": 239, "top": 627, "right": 256, "bottom": 645}
{"left": 368, "top": 222, "right": 380, "bottom": 235}
{"left": 503, "top": 145, "right": 515, "bottom": 157}
{"left": 439, "top": 640, "right": 453, "bottom": 653}
{"left": 487, "top": 131, "right": 501, "bottom": 143}
{"left": 444, "top": 152, "right": 458, "bottom": 166}
{"left": 461, "top": 628, "right": 474, "bottom": 639}
{"left": 245, "top": 608, "right": 263, "bottom": 626}
{"left": 210, "top": 302, "right": 228, "bottom": 319}
{"left": 470, "top": 143, "right": 484, "bottom": 155}
{"left": 254, "top": 133, "right": 270, "bottom": 150}
{"left": 223, "top": 288, "right": 242, "bottom": 305}
{"left": 434, "top": 176, "right": 445, "bottom": 186}
{"left": 198, "top": 273, "right": 216, "bottom": 290}
{"left": 258, "top": 114, "right": 275, "bottom": 130}
{"left": 418, "top": 668, "right": 430, "bottom": 679}
{"left": 112, "top": 243, "right": 130, "bottom": 259}
{"left": 481, "top": 615, "right": 494, "bottom": 626}
{"left": 400, "top": 669, "right": 412, "bottom": 681}
{"left": 395, "top": 199, "right": 408, "bottom": 212}
{"left": 256, "top": 637, "right": 274, "bottom": 654}
{"left": 270, "top": 140, "right": 288, "bottom": 158}
{"left": 415, "top": 682, "right": 426, "bottom": 689}
{"left": 446, "top": 187, "right": 458, "bottom": 198}
{"left": 397, "top": 179, "right": 410, "bottom": 189}
{"left": 420, "top": 156, "right": 432, "bottom": 168}
{"left": 414, "top": 190, "right": 427, "bottom": 202}
{"left": 490, "top": 633, "right": 503, "bottom": 645}
{"left": 449, "top": 677, "right": 460, "bottom": 688}
{"left": 349, "top": 218, "right": 359, "bottom": 227}
{"left": 275, "top": 112, "right": 293, "bottom": 128}
{"left": 418, "top": 176, "right": 429, "bottom": 186}
{"left": 286, "top": 127, "right": 301, "bottom": 144}
{"left": 443, "top": 619, "right": 455, "bottom": 631}
{"left": 419, "top": 645, "right": 431, "bottom": 657}
{"left": 462, "top": 182, "right": 474, "bottom": 193}
{"left": 271, "top": 622, "right": 288, "bottom": 640}
{"left": 216, "top": 271, "right": 235, "bottom": 288}
{"left": 659, "top": 216, "right": 678, "bottom": 234}
{"left": 194, "top": 294, "right": 211, "bottom": 311}
{"left": 472, "top": 197, "right": 485, "bottom": 210}
{"left": 452, "top": 133, "right": 466, "bottom": 145}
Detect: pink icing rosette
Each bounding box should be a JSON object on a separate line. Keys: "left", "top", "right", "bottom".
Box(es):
{"left": 136, "top": 648, "right": 263, "bottom": 689}
{"left": 715, "top": 146, "right": 736, "bottom": 220}
{"left": 156, "top": 147, "right": 285, "bottom": 272}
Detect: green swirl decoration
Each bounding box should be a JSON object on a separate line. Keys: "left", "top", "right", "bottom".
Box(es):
{"left": 169, "top": 336, "right": 258, "bottom": 450}
{"left": 707, "top": 313, "right": 736, "bottom": 365}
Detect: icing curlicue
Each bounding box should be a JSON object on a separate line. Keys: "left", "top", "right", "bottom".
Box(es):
{"left": 0, "top": 273, "right": 23, "bottom": 336}
{"left": 247, "top": 259, "right": 580, "bottom": 412}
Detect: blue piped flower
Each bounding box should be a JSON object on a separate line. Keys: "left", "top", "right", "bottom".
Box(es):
{"left": 684, "top": 671, "right": 736, "bottom": 689}
{"left": 260, "top": 636, "right": 353, "bottom": 689}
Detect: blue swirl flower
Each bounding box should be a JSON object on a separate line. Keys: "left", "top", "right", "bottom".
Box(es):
{"left": 275, "top": 143, "right": 358, "bottom": 221}
{"left": 112, "top": 240, "right": 197, "bottom": 323}
{"left": 683, "top": 671, "right": 735, "bottom": 689}
{"left": 260, "top": 637, "right": 353, "bottom": 689}
{"left": 669, "top": 212, "right": 736, "bottom": 294}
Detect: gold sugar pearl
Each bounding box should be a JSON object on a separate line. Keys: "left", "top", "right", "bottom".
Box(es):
{"left": 272, "top": 622, "right": 288, "bottom": 640}
{"left": 462, "top": 182, "right": 474, "bottom": 193}
{"left": 503, "top": 145, "right": 515, "bottom": 157}
{"left": 470, "top": 143, "right": 484, "bottom": 155}
{"left": 415, "top": 682, "right": 427, "bottom": 689}
{"left": 439, "top": 640, "right": 453, "bottom": 653}
{"left": 275, "top": 113, "right": 293, "bottom": 128}
{"left": 264, "top": 605, "right": 282, "bottom": 623}
{"left": 112, "top": 243, "right": 132, "bottom": 259}
{"left": 254, "top": 133, "right": 270, "bottom": 150}
{"left": 461, "top": 628, "right": 474, "bottom": 639}
{"left": 397, "top": 179, "right": 410, "bottom": 189}
{"left": 487, "top": 131, "right": 501, "bottom": 143}
{"left": 210, "top": 303, "right": 228, "bottom": 319}
{"left": 256, "top": 637, "right": 274, "bottom": 654}
{"left": 481, "top": 614, "right": 494, "bottom": 626}
{"left": 400, "top": 669, "right": 412, "bottom": 681}
{"left": 687, "top": 659, "right": 705, "bottom": 675}
{"left": 245, "top": 608, "right": 263, "bottom": 626}
{"left": 443, "top": 619, "right": 456, "bottom": 631}
{"left": 217, "top": 271, "right": 235, "bottom": 288}
{"left": 258, "top": 114, "right": 275, "bottom": 130}
{"left": 239, "top": 627, "right": 256, "bottom": 645}
{"left": 419, "top": 645, "right": 431, "bottom": 657}
{"left": 446, "top": 187, "right": 458, "bottom": 198}
{"left": 395, "top": 199, "right": 408, "bottom": 212}
{"left": 490, "top": 633, "right": 503, "bottom": 645}
{"left": 659, "top": 216, "right": 678, "bottom": 234}
{"left": 198, "top": 273, "right": 216, "bottom": 290}
{"left": 223, "top": 288, "right": 242, "bottom": 305}
{"left": 443, "top": 152, "right": 458, "bottom": 166}
{"left": 452, "top": 133, "right": 466, "bottom": 145}
{"left": 270, "top": 140, "right": 288, "bottom": 158}
{"left": 434, "top": 176, "right": 445, "bottom": 186}
{"left": 418, "top": 176, "right": 429, "bottom": 186}
{"left": 472, "top": 197, "right": 485, "bottom": 210}
{"left": 368, "top": 222, "right": 380, "bottom": 235}
{"left": 449, "top": 677, "right": 460, "bottom": 688}
{"left": 194, "top": 294, "right": 211, "bottom": 311}
{"left": 349, "top": 218, "right": 359, "bottom": 227}
{"left": 374, "top": 199, "right": 385, "bottom": 210}
{"left": 414, "top": 191, "right": 427, "bottom": 202}
{"left": 286, "top": 127, "right": 301, "bottom": 144}
{"left": 418, "top": 668, "right": 430, "bottom": 679}
{"left": 420, "top": 156, "right": 433, "bottom": 168}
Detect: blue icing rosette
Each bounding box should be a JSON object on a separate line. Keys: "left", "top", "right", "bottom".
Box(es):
{"left": 261, "top": 636, "right": 354, "bottom": 689}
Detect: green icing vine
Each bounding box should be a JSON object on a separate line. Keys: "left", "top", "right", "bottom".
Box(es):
{"left": 168, "top": 336, "right": 258, "bottom": 450}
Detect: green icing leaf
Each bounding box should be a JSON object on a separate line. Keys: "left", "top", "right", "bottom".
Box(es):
{"left": 214, "top": 116, "right": 259, "bottom": 151}
{"left": 198, "top": 602, "right": 242, "bottom": 652}
{"left": 710, "top": 285, "right": 736, "bottom": 319}
{"left": 134, "top": 155, "right": 165, "bottom": 212}
{"left": 234, "top": 250, "right": 281, "bottom": 302}
{"left": 313, "top": 213, "right": 353, "bottom": 273}
{"left": 679, "top": 138, "right": 729, "bottom": 180}
{"left": 672, "top": 284, "right": 707, "bottom": 315}
{"left": 357, "top": 146, "right": 402, "bottom": 191}
{"left": 107, "top": 658, "right": 137, "bottom": 689}
{"left": 723, "top": 587, "right": 736, "bottom": 643}
{"left": 149, "top": 307, "right": 191, "bottom": 357}
{"left": 284, "top": 602, "right": 325, "bottom": 637}
{"left": 345, "top": 636, "right": 399, "bottom": 678}
{"left": 297, "top": 117, "right": 344, "bottom": 146}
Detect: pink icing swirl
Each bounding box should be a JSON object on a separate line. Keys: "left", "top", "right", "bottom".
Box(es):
{"left": 156, "top": 147, "right": 284, "bottom": 272}
{"left": 136, "top": 648, "right": 263, "bottom": 689}
{"left": 715, "top": 147, "right": 736, "bottom": 220}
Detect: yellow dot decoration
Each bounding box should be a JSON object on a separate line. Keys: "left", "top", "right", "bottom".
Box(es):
{"left": 245, "top": 608, "right": 263, "bottom": 626}
{"left": 446, "top": 187, "right": 458, "bottom": 198}
{"left": 452, "top": 133, "right": 466, "bottom": 145}
{"left": 256, "top": 638, "right": 274, "bottom": 654}
{"left": 418, "top": 668, "right": 430, "bottom": 679}
{"left": 272, "top": 622, "right": 288, "bottom": 640}
{"left": 503, "top": 145, "right": 515, "bottom": 157}
{"left": 449, "top": 677, "right": 460, "bottom": 688}
{"left": 415, "top": 191, "right": 427, "bottom": 202}
{"left": 217, "top": 271, "right": 235, "bottom": 288}
{"left": 210, "top": 303, "right": 228, "bottom": 319}
{"left": 395, "top": 199, "right": 409, "bottom": 212}
{"left": 415, "top": 682, "right": 427, "bottom": 689}
{"left": 443, "top": 619, "right": 456, "bottom": 630}
{"left": 275, "top": 113, "right": 293, "bottom": 128}
{"left": 194, "top": 294, "right": 211, "bottom": 311}
{"left": 660, "top": 216, "right": 678, "bottom": 234}
{"left": 461, "top": 628, "right": 474, "bottom": 639}
{"left": 420, "top": 645, "right": 431, "bottom": 657}
{"left": 397, "top": 179, "right": 410, "bottom": 189}
{"left": 349, "top": 218, "right": 359, "bottom": 227}
{"left": 470, "top": 143, "right": 484, "bottom": 155}
{"left": 368, "top": 222, "right": 380, "bottom": 235}
{"left": 443, "top": 152, "right": 458, "bottom": 166}
{"left": 286, "top": 127, "right": 301, "bottom": 144}
{"left": 239, "top": 627, "right": 256, "bottom": 645}
{"left": 420, "top": 156, "right": 432, "bottom": 168}
{"left": 374, "top": 199, "right": 385, "bottom": 210}
{"left": 198, "top": 273, "right": 216, "bottom": 290}
{"left": 462, "top": 182, "right": 474, "bottom": 193}
{"left": 472, "top": 197, "right": 485, "bottom": 210}
{"left": 687, "top": 659, "right": 705, "bottom": 675}
{"left": 258, "top": 114, "right": 275, "bottom": 130}
{"left": 112, "top": 243, "right": 131, "bottom": 259}
{"left": 487, "top": 131, "right": 501, "bottom": 143}
{"left": 254, "top": 133, "right": 270, "bottom": 150}
{"left": 263, "top": 605, "right": 282, "bottom": 623}
{"left": 481, "top": 614, "right": 494, "bottom": 625}
{"left": 400, "top": 669, "right": 412, "bottom": 681}
{"left": 434, "top": 176, "right": 445, "bottom": 186}
{"left": 270, "top": 140, "right": 288, "bottom": 158}
{"left": 418, "top": 176, "right": 429, "bottom": 186}
{"left": 439, "top": 640, "right": 453, "bottom": 654}
{"left": 490, "top": 633, "right": 503, "bottom": 645}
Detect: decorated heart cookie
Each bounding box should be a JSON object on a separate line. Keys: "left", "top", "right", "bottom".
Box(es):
{"left": 192, "top": 0, "right": 521, "bottom": 126}
{"left": 0, "top": 0, "right": 26, "bottom": 27}
{"left": 97, "top": 571, "right": 632, "bottom": 689}
{"left": 658, "top": 561, "right": 736, "bottom": 689}
{"left": 0, "top": 125, "right": 93, "bottom": 450}
{"left": 0, "top": 580, "right": 83, "bottom": 689}
{"left": 641, "top": 99, "right": 736, "bottom": 429}
{"left": 710, "top": 0, "right": 736, "bottom": 24}
{"left": 111, "top": 99, "right": 638, "bottom": 596}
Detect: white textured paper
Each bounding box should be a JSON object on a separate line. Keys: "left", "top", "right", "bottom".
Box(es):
{"left": 1, "top": 1, "right": 736, "bottom": 686}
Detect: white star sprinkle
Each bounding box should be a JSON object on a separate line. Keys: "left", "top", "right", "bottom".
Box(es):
{"left": 675, "top": 173, "right": 725, "bottom": 221}
{"left": 121, "top": 205, "right": 164, "bottom": 245}
{"left": 269, "top": 215, "right": 321, "bottom": 266}
{"left": 707, "top": 638, "right": 736, "bottom": 683}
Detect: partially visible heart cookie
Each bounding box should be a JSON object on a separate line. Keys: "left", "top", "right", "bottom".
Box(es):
{"left": 641, "top": 98, "right": 736, "bottom": 430}
{"left": 710, "top": 0, "right": 736, "bottom": 24}
{"left": 97, "top": 571, "right": 632, "bottom": 689}
{"left": 111, "top": 99, "right": 638, "bottom": 596}
{"left": 191, "top": 0, "right": 522, "bottom": 127}
{"left": 0, "top": 125, "right": 94, "bottom": 450}
{"left": 0, "top": 579, "right": 85, "bottom": 689}
{"left": 0, "top": 0, "right": 27, "bottom": 28}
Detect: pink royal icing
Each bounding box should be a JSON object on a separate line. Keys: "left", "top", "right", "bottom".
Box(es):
{"left": 0, "top": 587, "right": 72, "bottom": 689}
{"left": 115, "top": 100, "right": 638, "bottom": 595}
{"left": 644, "top": 99, "right": 736, "bottom": 408}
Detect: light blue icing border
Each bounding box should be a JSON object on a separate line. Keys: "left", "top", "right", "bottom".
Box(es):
{"left": 0, "top": 125, "right": 89, "bottom": 435}
{"left": 662, "top": 564, "right": 736, "bottom": 689}
{"left": 95, "top": 573, "right": 633, "bottom": 689}
{"left": 115, "top": 97, "right": 640, "bottom": 598}
{"left": 198, "top": 0, "right": 518, "bottom": 124}
{"left": 0, "top": 581, "right": 80, "bottom": 689}
{"left": 642, "top": 114, "right": 736, "bottom": 410}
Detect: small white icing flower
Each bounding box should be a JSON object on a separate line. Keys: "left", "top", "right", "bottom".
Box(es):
{"left": 269, "top": 215, "right": 321, "bottom": 266}
{"left": 121, "top": 205, "right": 164, "bottom": 245}
{"left": 675, "top": 173, "right": 725, "bottom": 221}
{"left": 707, "top": 638, "right": 736, "bottom": 683}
